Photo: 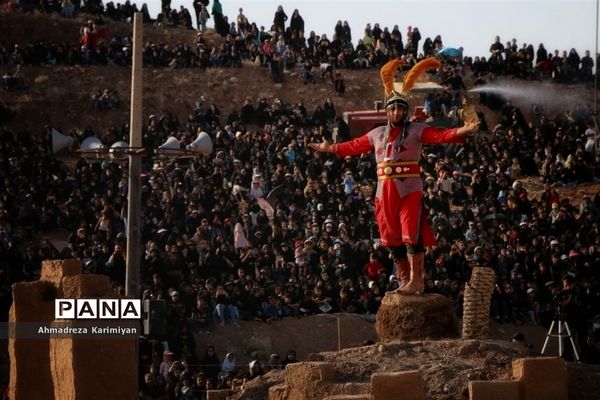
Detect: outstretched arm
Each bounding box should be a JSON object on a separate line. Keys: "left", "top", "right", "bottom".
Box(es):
{"left": 421, "top": 120, "right": 480, "bottom": 144}
{"left": 308, "top": 134, "right": 373, "bottom": 157}
{"left": 308, "top": 139, "right": 335, "bottom": 153}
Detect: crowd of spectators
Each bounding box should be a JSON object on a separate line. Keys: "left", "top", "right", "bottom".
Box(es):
{"left": 1, "top": 3, "right": 600, "bottom": 399}
{"left": 1, "top": 0, "right": 597, "bottom": 86}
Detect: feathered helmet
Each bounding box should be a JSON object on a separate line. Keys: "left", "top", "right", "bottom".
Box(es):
{"left": 380, "top": 57, "right": 441, "bottom": 110}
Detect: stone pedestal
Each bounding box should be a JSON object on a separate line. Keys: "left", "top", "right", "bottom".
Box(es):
{"left": 9, "top": 280, "right": 56, "bottom": 400}
{"left": 375, "top": 293, "right": 458, "bottom": 341}
{"left": 10, "top": 259, "right": 137, "bottom": 400}
{"left": 49, "top": 274, "right": 136, "bottom": 400}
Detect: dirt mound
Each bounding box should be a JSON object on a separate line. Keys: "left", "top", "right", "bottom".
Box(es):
{"left": 206, "top": 312, "right": 599, "bottom": 400}
{"left": 234, "top": 339, "right": 600, "bottom": 400}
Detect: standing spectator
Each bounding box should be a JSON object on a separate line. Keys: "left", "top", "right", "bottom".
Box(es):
{"left": 290, "top": 9, "right": 304, "bottom": 35}
{"left": 411, "top": 27, "right": 421, "bottom": 55}
{"left": 192, "top": 0, "right": 204, "bottom": 30}
{"left": 273, "top": 5, "right": 288, "bottom": 34}
{"left": 80, "top": 19, "right": 97, "bottom": 64}
{"left": 198, "top": 4, "right": 210, "bottom": 33}
{"left": 334, "top": 72, "right": 345, "bottom": 95}
{"left": 270, "top": 53, "right": 284, "bottom": 83}
{"left": 236, "top": 8, "right": 248, "bottom": 34}
{"left": 212, "top": 0, "right": 228, "bottom": 36}
{"left": 581, "top": 50, "right": 594, "bottom": 82}
{"left": 489, "top": 35, "right": 504, "bottom": 60}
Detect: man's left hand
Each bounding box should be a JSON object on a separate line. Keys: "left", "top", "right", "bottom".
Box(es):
{"left": 457, "top": 120, "right": 480, "bottom": 136}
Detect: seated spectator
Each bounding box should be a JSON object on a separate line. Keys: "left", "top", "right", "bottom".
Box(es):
{"left": 282, "top": 350, "right": 298, "bottom": 366}
{"left": 320, "top": 60, "right": 334, "bottom": 83}
{"left": 302, "top": 60, "right": 315, "bottom": 84}
{"left": 353, "top": 50, "right": 370, "bottom": 69}
{"left": 213, "top": 285, "right": 239, "bottom": 325}
{"left": 221, "top": 352, "right": 236, "bottom": 372}
{"left": 511, "top": 332, "right": 532, "bottom": 348}
{"left": 60, "top": 0, "right": 75, "bottom": 17}
{"left": 92, "top": 89, "right": 121, "bottom": 111}
{"left": 247, "top": 360, "right": 264, "bottom": 380}
{"left": 190, "top": 296, "right": 213, "bottom": 332}
{"left": 2, "top": 67, "right": 23, "bottom": 90}
{"left": 265, "top": 353, "right": 282, "bottom": 371}
{"left": 200, "top": 345, "right": 221, "bottom": 386}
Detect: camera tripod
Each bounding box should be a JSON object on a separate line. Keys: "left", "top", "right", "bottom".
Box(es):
{"left": 541, "top": 306, "right": 580, "bottom": 362}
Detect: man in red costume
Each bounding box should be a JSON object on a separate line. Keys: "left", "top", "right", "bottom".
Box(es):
{"left": 309, "top": 61, "right": 479, "bottom": 294}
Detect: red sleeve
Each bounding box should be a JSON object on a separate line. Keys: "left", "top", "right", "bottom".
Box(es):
{"left": 421, "top": 127, "right": 465, "bottom": 144}
{"left": 333, "top": 134, "right": 373, "bottom": 157}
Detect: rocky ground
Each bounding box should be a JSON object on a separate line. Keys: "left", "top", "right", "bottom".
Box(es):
{"left": 196, "top": 312, "right": 600, "bottom": 400}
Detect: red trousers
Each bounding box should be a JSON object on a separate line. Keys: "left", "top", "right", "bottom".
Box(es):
{"left": 374, "top": 185, "right": 436, "bottom": 248}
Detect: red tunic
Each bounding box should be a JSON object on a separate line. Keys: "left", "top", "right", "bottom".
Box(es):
{"left": 333, "top": 123, "right": 464, "bottom": 247}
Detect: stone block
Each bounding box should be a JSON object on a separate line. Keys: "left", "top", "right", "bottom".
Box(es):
{"left": 284, "top": 362, "right": 337, "bottom": 399}
{"left": 468, "top": 380, "right": 519, "bottom": 400}
{"left": 50, "top": 332, "right": 137, "bottom": 400}
{"left": 9, "top": 281, "right": 56, "bottom": 400}
{"left": 371, "top": 370, "right": 425, "bottom": 400}
{"left": 41, "top": 259, "right": 81, "bottom": 294}
{"left": 10, "top": 280, "right": 56, "bottom": 322}
{"left": 376, "top": 293, "right": 458, "bottom": 341}
{"left": 323, "top": 395, "right": 371, "bottom": 400}
{"left": 206, "top": 390, "right": 231, "bottom": 400}
{"left": 284, "top": 362, "right": 335, "bottom": 387}
{"left": 61, "top": 274, "right": 111, "bottom": 298}
{"left": 268, "top": 384, "right": 289, "bottom": 400}
{"left": 512, "top": 357, "right": 567, "bottom": 400}
{"left": 325, "top": 382, "right": 371, "bottom": 396}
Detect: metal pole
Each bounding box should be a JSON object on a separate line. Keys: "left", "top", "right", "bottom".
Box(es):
{"left": 595, "top": 0, "right": 598, "bottom": 116}
{"left": 126, "top": 12, "right": 143, "bottom": 298}
{"left": 337, "top": 316, "right": 341, "bottom": 351}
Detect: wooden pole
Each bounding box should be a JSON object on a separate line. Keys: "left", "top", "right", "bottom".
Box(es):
{"left": 337, "top": 316, "right": 341, "bottom": 351}
{"left": 126, "top": 12, "right": 143, "bottom": 298}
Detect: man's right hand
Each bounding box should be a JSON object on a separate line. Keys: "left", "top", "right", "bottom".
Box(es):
{"left": 308, "top": 139, "right": 333, "bottom": 153}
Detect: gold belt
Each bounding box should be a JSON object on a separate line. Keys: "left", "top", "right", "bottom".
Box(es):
{"left": 376, "top": 161, "right": 420, "bottom": 180}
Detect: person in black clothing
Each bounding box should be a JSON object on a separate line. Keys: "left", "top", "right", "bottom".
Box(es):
{"left": 281, "top": 349, "right": 298, "bottom": 367}
{"left": 441, "top": 70, "right": 466, "bottom": 91}
{"left": 270, "top": 53, "right": 284, "bottom": 83}
{"left": 410, "top": 27, "right": 421, "bottom": 57}
{"left": 559, "top": 275, "right": 587, "bottom": 361}
{"left": 581, "top": 50, "right": 594, "bottom": 82}
{"left": 334, "top": 72, "right": 345, "bottom": 95}
{"left": 273, "top": 5, "right": 287, "bottom": 34}
{"left": 489, "top": 35, "right": 504, "bottom": 60}
{"left": 289, "top": 9, "right": 304, "bottom": 35}
{"left": 200, "top": 345, "right": 221, "bottom": 386}
{"left": 105, "top": 243, "right": 126, "bottom": 285}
